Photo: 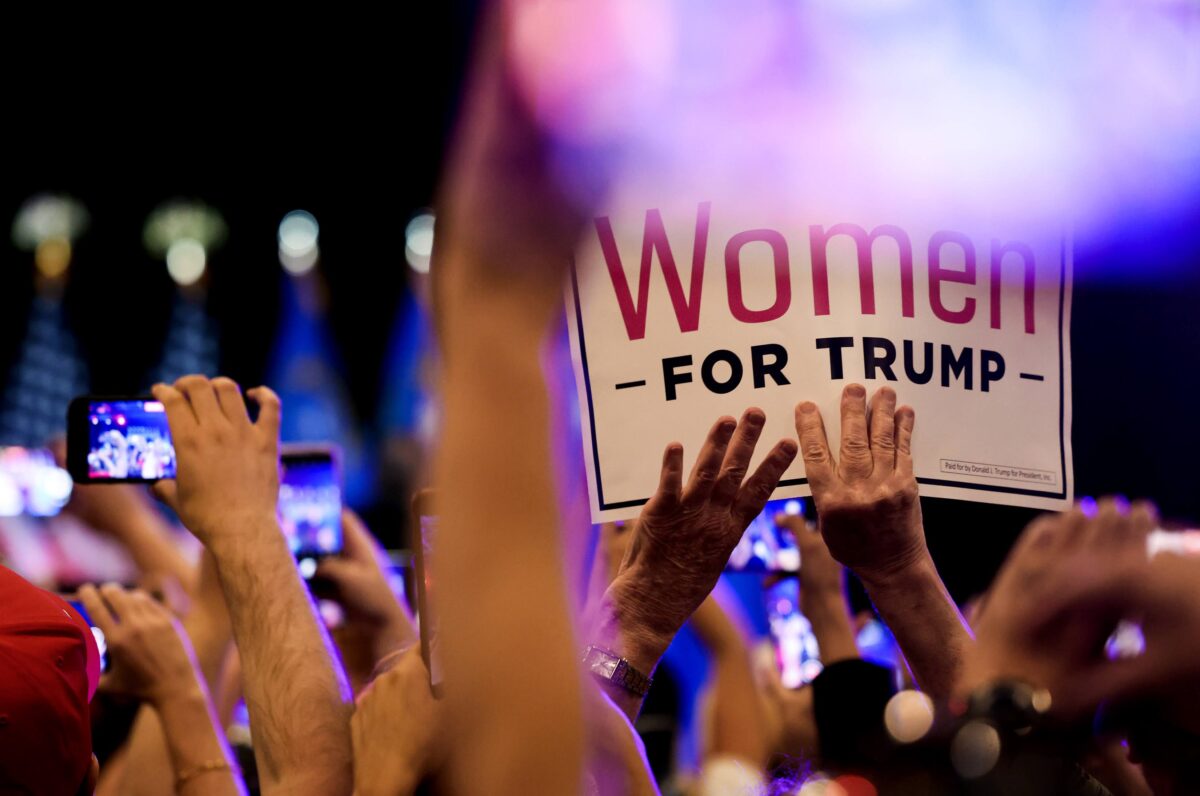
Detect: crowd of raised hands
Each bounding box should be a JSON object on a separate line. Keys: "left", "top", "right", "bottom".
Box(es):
{"left": 7, "top": 6, "right": 1200, "bottom": 796}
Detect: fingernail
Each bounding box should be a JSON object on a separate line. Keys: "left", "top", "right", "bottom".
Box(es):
{"left": 779, "top": 439, "right": 798, "bottom": 456}
{"left": 720, "top": 420, "right": 736, "bottom": 435}
{"left": 798, "top": 402, "right": 817, "bottom": 415}
{"left": 746, "top": 411, "right": 765, "bottom": 428}
{"left": 1079, "top": 496, "right": 1098, "bottom": 517}
{"left": 846, "top": 384, "right": 866, "bottom": 398}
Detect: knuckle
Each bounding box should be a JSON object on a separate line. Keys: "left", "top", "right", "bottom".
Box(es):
{"left": 802, "top": 442, "right": 827, "bottom": 462}
{"left": 842, "top": 437, "right": 871, "bottom": 457}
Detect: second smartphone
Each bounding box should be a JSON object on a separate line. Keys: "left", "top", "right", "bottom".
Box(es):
{"left": 279, "top": 444, "right": 344, "bottom": 579}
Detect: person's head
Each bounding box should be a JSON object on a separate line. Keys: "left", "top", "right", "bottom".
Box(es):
{"left": 0, "top": 566, "right": 101, "bottom": 795}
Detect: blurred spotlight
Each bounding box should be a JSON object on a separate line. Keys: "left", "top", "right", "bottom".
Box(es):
{"left": 279, "top": 210, "right": 320, "bottom": 275}
{"left": 784, "top": 499, "right": 803, "bottom": 516}
{"left": 405, "top": 211, "right": 435, "bottom": 274}
{"left": 166, "top": 238, "right": 207, "bottom": 286}
{"left": 797, "top": 775, "right": 848, "bottom": 796}
{"left": 144, "top": 200, "right": 227, "bottom": 262}
{"left": 884, "top": 690, "right": 936, "bottom": 744}
{"left": 13, "top": 194, "right": 89, "bottom": 277}
{"left": 35, "top": 238, "right": 72, "bottom": 278}
{"left": 833, "top": 774, "right": 877, "bottom": 796}
{"left": 951, "top": 720, "right": 1001, "bottom": 780}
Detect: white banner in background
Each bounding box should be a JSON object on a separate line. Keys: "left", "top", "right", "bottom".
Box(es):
{"left": 567, "top": 199, "right": 1073, "bottom": 523}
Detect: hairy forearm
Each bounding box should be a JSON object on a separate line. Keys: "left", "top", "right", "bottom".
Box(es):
{"left": 153, "top": 687, "right": 245, "bottom": 796}
{"left": 212, "top": 529, "right": 353, "bottom": 795}
{"left": 860, "top": 555, "right": 972, "bottom": 699}
{"left": 437, "top": 309, "right": 585, "bottom": 795}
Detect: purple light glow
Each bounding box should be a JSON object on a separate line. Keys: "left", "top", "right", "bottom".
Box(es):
{"left": 509, "top": 0, "right": 1200, "bottom": 238}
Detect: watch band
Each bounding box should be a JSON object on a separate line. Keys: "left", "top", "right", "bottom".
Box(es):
{"left": 582, "top": 645, "right": 653, "bottom": 697}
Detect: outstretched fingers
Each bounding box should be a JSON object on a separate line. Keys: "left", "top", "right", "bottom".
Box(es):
{"left": 711, "top": 408, "right": 766, "bottom": 507}
{"left": 681, "top": 417, "right": 736, "bottom": 509}
{"left": 894, "top": 406, "right": 915, "bottom": 477}
{"left": 733, "top": 438, "right": 798, "bottom": 527}
{"left": 644, "top": 441, "right": 684, "bottom": 517}
{"left": 795, "top": 401, "right": 834, "bottom": 492}
{"left": 838, "top": 384, "right": 872, "bottom": 480}
{"left": 868, "top": 387, "right": 897, "bottom": 476}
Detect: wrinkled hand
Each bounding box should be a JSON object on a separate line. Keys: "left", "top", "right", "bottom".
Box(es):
{"left": 796, "top": 384, "right": 924, "bottom": 585}
{"left": 79, "top": 583, "right": 201, "bottom": 704}
{"left": 315, "top": 510, "right": 416, "bottom": 658}
{"left": 609, "top": 408, "right": 797, "bottom": 642}
{"left": 151, "top": 376, "right": 281, "bottom": 548}
{"left": 960, "top": 498, "right": 1162, "bottom": 717}
{"left": 352, "top": 647, "right": 445, "bottom": 796}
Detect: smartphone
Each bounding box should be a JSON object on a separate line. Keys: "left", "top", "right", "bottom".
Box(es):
{"left": 764, "top": 577, "right": 823, "bottom": 687}
{"left": 279, "top": 444, "right": 344, "bottom": 579}
{"left": 0, "top": 447, "right": 74, "bottom": 517}
{"left": 65, "top": 599, "right": 109, "bottom": 673}
{"left": 410, "top": 489, "right": 441, "bottom": 693}
{"left": 727, "top": 498, "right": 804, "bottom": 573}
{"left": 66, "top": 397, "right": 176, "bottom": 483}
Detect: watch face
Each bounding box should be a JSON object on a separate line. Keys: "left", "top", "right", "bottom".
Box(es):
{"left": 597, "top": 657, "right": 619, "bottom": 678}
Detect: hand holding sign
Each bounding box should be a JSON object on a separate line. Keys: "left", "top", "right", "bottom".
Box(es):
{"left": 797, "top": 383, "right": 971, "bottom": 699}
{"left": 796, "top": 384, "right": 925, "bottom": 586}
{"left": 612, "top": 409, "right": 798, "bottom": 640}
{"left": 590, "top": 408, "right": 796, "bottom": 720}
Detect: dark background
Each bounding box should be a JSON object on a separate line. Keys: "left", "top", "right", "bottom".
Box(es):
{"left": 2, "top": 13, "right": 1198, "bottom": 603}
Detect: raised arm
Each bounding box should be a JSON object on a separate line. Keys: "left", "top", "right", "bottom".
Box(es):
{"left": 153, "top": 375, "right": 353, "bottom": 795}
{"left": 586, "top": 410, "right": 797, "bottom": 721}
{"left": 796, "top": 384, "right": 971, "bottom": 698}
{"left": 80, "top": 582, "right": 244, "bottom": 796}
{"left": 690, "top": 584, "right": 772, "bottom": 776}
{"left": 431, "top": 4, "right": 595, "bottom": 790}
{"left": 776, "top": 513, "right": 860, "bottom": 665}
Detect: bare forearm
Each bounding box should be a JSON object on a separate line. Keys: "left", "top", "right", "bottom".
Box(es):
{"left": 213, "top": 529, "right": 353, "bottom": 795}
{"left": 115, "top": 708, "right": 177, "bottom": 796}
{"left": 119, "top": 512, "right": 197, "bottom": 590}
{"left": 586, "top": 689, "right": 660, "bottom": 796}
{"left": 438, "top": 312, "right": 585, "bottom": 794}
{"left": 860, "top": 556, "right": 972, "bottom": 699}
{"left": 153, "top": 687, "right": 245, "bottom": 796}
{"left": 802, "top": 587, "right": 860, "bottom": 665}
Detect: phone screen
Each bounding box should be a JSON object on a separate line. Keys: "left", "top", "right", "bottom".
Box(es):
{"left": 765, "top": 577, "right": 823, "bottom": 688}
{"left": 66, "top": 599, "right": 109, "bottom": 673}
{"left": 279, "top": 450, "right": 343, "bottom": 578}
{"left": 727, "top": 498, "right": 803, "bottom": 573}
{"left": 0, "top": 447, "right": 73, "bottom": 517}
{"left": 85, "top": 400, "right": 176, "bottom": 481}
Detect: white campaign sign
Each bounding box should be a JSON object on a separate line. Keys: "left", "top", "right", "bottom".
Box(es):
{"left": 567, "top": 198, "right": 1073, "bottom": 522}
